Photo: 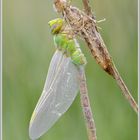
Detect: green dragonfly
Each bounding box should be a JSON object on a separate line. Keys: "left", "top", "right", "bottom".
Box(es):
{"left": 29, "top": 18, "right": 96, "bottom": 140}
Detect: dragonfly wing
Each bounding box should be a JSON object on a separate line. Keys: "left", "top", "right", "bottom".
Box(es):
{"left": 29, "top": 51, "right": 79, "bottom": 139}
{"left": 42, "top": 50, "right": 63, "bottom": 92}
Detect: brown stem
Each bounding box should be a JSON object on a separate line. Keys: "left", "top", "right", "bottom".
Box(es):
{"left": 82, "top": 0, "right": 93, "bottom": 17}
{"left": 78, "top": 67, "right": 97, "bottom": 140}
{"left": 53, "top": 0, "right": 138, "bottom": 114}
{"left": 112, "top": 65, "right": 138, "bottom": 113}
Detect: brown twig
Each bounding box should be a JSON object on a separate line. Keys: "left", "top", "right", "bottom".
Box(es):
{"left": 53, "top": 0, "right": 138, "bottom": 114}
{"left": 82, "top": 0, "right": 93, "bottom": 17}
{"left": 78, "top": 66, "right": 97, "bottom": 140}
{"left": 112, "top": 65, "right": 138, "bottom": 113}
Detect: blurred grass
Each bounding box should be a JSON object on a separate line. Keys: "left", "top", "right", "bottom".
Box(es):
{"left": 3, "top": 0, "right": 137, "bottom": 140}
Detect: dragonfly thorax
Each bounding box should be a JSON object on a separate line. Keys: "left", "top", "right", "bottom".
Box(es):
{"left": 48, "top": 18, "right": 87, "bottom": 65}
{"left": 54, "top": 34, "right": 87, "bottom": 65}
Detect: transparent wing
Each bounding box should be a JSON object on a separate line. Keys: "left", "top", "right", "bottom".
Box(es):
{"left": 29, "top": 50, "right": 79, "bottom": 140}
{"left": 33, "top": 50, "right": 63, "bottom": 112}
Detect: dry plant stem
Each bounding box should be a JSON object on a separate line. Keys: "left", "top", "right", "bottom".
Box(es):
{"left": 53, "top": 0, "right": 138, "bottom": 113}
{"left": 78, "top": 67, "right": 97, "bottom": 140}
{"left": 82, "top": 0, "right": 93, "bottom": 17}
{"left": 112, "top": 65, "right": 138, "bottom": 113}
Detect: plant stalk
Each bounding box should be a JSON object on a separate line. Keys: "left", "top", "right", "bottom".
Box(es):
{"left": 53, "top": 0, "right": 138, "bottom": 114}
{"left": 78, "top": 67, "right": 97, "bottom": 140}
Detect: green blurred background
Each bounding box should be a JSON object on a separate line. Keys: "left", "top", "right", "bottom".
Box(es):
{"left": 3, "top": 0, "right": 138, "bottom": 140}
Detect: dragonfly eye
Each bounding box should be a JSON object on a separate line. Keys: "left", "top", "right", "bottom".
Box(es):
{"left": 48, "top": 18, "right": 64, "bottom": 34}
{"left": 50, "top": 23, "right": 62, "bottom": 34}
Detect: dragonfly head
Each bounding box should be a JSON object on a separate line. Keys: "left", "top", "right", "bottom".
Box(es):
{"left": 48, "top": 18, "right": 64, "bottom": 34}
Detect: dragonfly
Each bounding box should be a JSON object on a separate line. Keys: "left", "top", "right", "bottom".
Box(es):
{"left": 29, "top": 18, "right": 96, "bottom": 140}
